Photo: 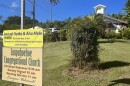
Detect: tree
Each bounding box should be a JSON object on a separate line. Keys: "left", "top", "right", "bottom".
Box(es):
{"left": 3, "top": 16, "right": 39, "bottom": 30}
{"left": 0, "top": 16, "right": 2, "bottom": 19}
{"left": 59, "top": 29, "right": 67, "bottom": 41}
{"left": 0, "top": 24, "right": 5, "bottom": 33}
{"left": 87, "top": 14, "right": 107, "bottom": 38}
{"left": 42, "top": 19, "right": 68, "bottom": 29}
{"left": 108, "top": 13, "right": 126, "bottom": 21}
{"left": 94, "top": 14, "right": 107, "bottom": 38}
{"left": 4, "top": 16, "right": 21, "bottom": 25}
{"left": 124, "top": 0, "right": 130, "bottom": 27}
{"left": 49, "top": 0, "right": 59, "bottom": 22}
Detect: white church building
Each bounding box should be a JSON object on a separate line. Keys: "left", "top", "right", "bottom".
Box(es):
{"left": 94, "top": 4, "right": 106, "bottom": 14}
{"left": 94, "top": 4, "right": 127, "bottom": 33}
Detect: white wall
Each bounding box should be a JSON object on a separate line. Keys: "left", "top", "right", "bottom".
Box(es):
{"left": 96, "top": 8, "right": 105, "bottom": 14}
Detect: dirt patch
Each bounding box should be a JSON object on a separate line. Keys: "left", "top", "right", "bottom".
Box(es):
{"left": 62, "top": 67, "right": 111, "bottom": 80}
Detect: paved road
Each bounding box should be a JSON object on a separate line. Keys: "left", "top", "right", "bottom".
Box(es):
{"left": 0, "top": 42, "right": 2, "bottom": 79}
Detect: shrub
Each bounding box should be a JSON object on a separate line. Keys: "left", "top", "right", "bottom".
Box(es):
{"left": 66, "top": 30, "right": 71, "bottom": 41}
{"left": 59, "top": 29, "right": 67, "bottom": 41}
{"left": 44, "top": 29, "right": 59, "bottom": 42}
{"left": 50, "top": 32, "right": 59, "bottom": 42}
{"left": 44, "top": 29, "right": 51, "bottom": 42}
{"left": 115, "top": 30, "right": 123, "bottom": 39}
{"left": 105, "top": 30, "right": 116, "bottom": 39}
{"left": 70, "top": 17, "right": 100, "bottom": 70}
{"left": 122, "top": 28, "right": 130, "bottom": 39}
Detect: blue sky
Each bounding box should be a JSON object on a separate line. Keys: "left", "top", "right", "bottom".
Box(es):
{"left": 0, "top": 0, "right": 127, "bottom": 23}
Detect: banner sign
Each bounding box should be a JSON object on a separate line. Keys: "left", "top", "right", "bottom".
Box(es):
{"left": 2, "top": 47, "right": 43, "bottom": 86}
{"left": 3, "top": 29, "right": 43, "bottom": 47}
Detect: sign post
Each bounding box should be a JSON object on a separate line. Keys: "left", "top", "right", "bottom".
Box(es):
{"left": 2, "top": 29, "right": 43, "bottom": 86}
{"left": 21, "top": 0, "right": 25, "bottom": 85}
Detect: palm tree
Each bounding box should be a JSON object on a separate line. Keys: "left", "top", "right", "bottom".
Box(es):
{"left": 0, "top": 16, "right": 2, "bottom": 20}
{"left": 124, "top": 0, "right": 130, "bottom": 26}
{"left": 0, "top": 16, "right": 4, "bottom": 23}
{"left": 49, "top": 0, "right": 59, "bottom": 22}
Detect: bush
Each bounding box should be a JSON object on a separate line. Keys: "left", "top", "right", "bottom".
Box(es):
{"left": 44, "top": 29, "right": 59, "bottom": 42}
{"left": 59, "top": 29, "right": 67, "bottom": 41}
{"left": 44, "top": 29, "right": 52, "bottom": 42}
{"left": 50, "top": 32, "right": 60, "bottom": 42}
{"left": 122, "top": 28, "right": 130, "bottom": 39}
{"left": 115, "top": 30, "right": 123, "bottom": 39}
{"left": 105, "top": 30, "right": 116, "bottom": 39}
{"left": 70, "top": 17, "right": 100, "bottom": 70}
{"left": 66, "top": 30, "right": 71, "bottom": 41}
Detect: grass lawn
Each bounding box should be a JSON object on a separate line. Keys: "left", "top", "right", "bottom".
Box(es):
{"left": 0, "top": 39, "right": 130, "bottom": 86}
{"left": 0, "top": 39, "right": 2, "bottom": 43}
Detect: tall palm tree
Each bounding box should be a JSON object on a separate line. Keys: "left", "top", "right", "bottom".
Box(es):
{"left": 49, "top": 0, "right": 59, "bottom": 22}
{"left": 0, "top": 16, "right": 2, "bottom": 19}
{"left": 124, "top": 0, "right": 130, "bottom": 26}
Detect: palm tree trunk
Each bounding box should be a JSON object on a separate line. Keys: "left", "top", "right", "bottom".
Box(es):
{"left": 50, "top": 2, "right": 53, "bottom": 22}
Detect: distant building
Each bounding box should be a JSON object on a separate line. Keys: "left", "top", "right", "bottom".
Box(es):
{"left": 42, "top": 28, "right": 60, "bottom": 34}
{"left": 94, "top": 4, "right": 106, "bottom": 14}
{"left": 29, "top": 26, "right": 43, "bottom": 30}
{"left": 94, "top": 4, "right": 128, "bottom": 33}
{"left": 103, "top": 15, "right": 127, "bottom": 33}
{"left": 29, "top": 26, "right": 46, "bottom": 34}
{"left": 49, "top": 28, "right": 59, "bottom": 32}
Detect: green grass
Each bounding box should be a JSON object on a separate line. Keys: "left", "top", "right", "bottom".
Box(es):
{"left": 43, "top": 39, "right": 130, "bottom": 86}
{"left": 0, "top": 39, "right": 3, "bottom": 43}
{"left": 1, "top": 39, "right": 130, "bottom": 86}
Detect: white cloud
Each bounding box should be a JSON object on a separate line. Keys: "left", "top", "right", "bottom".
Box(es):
{"left": 11, "top": 2, "right": 19, "bottom": 8}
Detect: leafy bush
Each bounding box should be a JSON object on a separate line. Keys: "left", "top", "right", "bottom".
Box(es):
{"left": 59, "top": 29, "right": 67, "bottom": 41}
{"left": 122, "top": 28, "right": 130, "bottom": 39}
{"left": 94, "top": 14, "right": 107, "bottom": 38}
{"left": 44, "top": 29, "right": 59, "bottom": 42}
{"left": 44, "top": 29, "right": 51, "bottom": 42}
{"left": 115, "top": 30, "right": 123, "bottom": 39}
{"left": 50, "top": 32, "right": 60, "bottom": 42}
{"left": 66, "top": 30, "right": 71, "bottom": 41}
{"left": 115, "top": 33, "right": 122, "bottom": 39}
{"left": 105, "top": 30, "right": 116, "bottom": 39}
{"left": 70, "top": 17, "right": 100, "bottom": 70}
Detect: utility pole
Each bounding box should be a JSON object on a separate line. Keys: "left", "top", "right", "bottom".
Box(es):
{"left": 33, "top": 0, "right": 35, "bottom": 29}
{"left": 20, "top": 0, "right": 25, "bottom": 86}
{"left": 21, "top": 0, "right": 25, "bottom": 29}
